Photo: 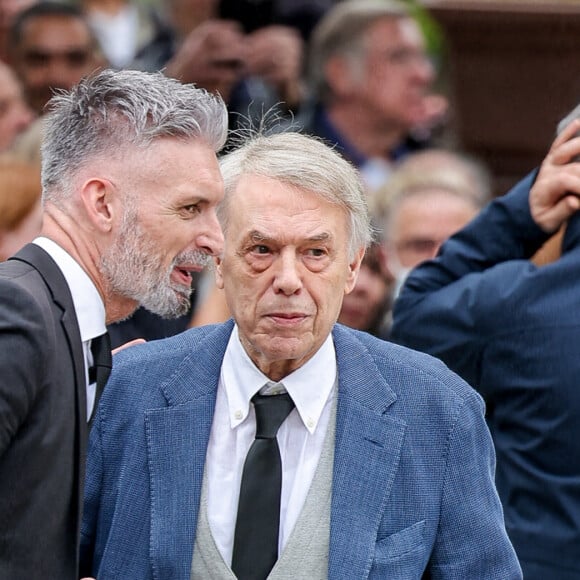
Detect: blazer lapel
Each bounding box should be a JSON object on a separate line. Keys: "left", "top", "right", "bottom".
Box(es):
{"left": 10, "top": 244, "right": 88, "bottom": 541}
{"left": 329, "top": 326, "right": 407, "bottom": 580}
{"left": 10, "top": 244, "right": 86, "bottom": 412}
{"left": 145, "top": 395, "right": 217, "bottom": 580}
{"left": 144, "top": 321, "right": 233, "bottom": 580}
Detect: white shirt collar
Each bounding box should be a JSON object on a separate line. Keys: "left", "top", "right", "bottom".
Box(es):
{"left": 33, "top": 237, "right": 106, "bottom": 342}
{"left": 221, "top": 325, "right": 337, "bottom": 435}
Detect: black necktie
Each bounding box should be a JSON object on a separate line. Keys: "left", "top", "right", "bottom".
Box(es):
{"left": 88, "top": 332, "right": 112, "bottom": 422}
{"left": 231, "top": 392, "right": 295, "bottom": 580}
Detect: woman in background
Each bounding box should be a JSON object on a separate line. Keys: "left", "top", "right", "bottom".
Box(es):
{"left": 0, "top": 157, "right": 42, "bottom": 261}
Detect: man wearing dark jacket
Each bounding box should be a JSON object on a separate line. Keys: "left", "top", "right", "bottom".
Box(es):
{"left": 392, "top": 116, "right": 580, "bottom": 579}
{"left": 0, "top": 68, "right": 226, "bottom": 578}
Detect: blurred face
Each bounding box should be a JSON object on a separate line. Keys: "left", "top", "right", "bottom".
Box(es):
{"left": 0, "top": 198, "right": 42, "bottom": 261}
{"left": 338, "top": 249, "right": 392, "bottom": 332}
{"left": 215, "top": 174, "right": 363, "bottom": 381}
{"left": 13, "top": 14, "right": 100, "bottom": 113}
{"left": 355, "top": 17, "right": 434, "bottom": 130}
{"left": 168, "top": 0, "right": 218, "bottom": 39}
{"left": 0, "top": 64, "right": 34, "bottom": 151}
{"left": 101, "top": 138, "right": 224, "bottom": 318}
{"left": 0, "top": 0, "right": 35, "bottom": 47}
{"left": 387, "top": 188, "right": 479, "bottom": 271}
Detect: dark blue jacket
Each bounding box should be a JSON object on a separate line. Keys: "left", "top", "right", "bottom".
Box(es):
{"left": 392, "top": 171, "right": 580, "bottom": 579}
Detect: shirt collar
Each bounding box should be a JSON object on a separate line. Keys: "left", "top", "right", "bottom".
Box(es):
{"left": 33, "top": 237, "right": 106, "bottom": 342}
{"left": 222, "top": 325, "right": 337, "bottom": 435}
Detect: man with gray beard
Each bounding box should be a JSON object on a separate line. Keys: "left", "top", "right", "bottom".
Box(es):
{"left": 0, "top": 68, "right": 227, "bottom": 578}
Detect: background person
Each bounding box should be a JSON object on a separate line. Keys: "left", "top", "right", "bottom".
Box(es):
{"left": 8, "top": 1, "right": 105, "bottom": 115}
{"left": 133, "top": 0, "right": 308, "bottom": 128}
{"left": 0, "top": 60, "right": 34, "bottom": 153}
{"left": 292, "top": 0, "right": 446, "bottom": 191}
{"left": 367, "top": 148, "right": 491, "bottom": 337}
{"left": 0, "top": 156, "right": 42, "bottom": 260}
{"left": 391, "top": 111, "right": 580, "bottom": 579}
{"left": 5, "top": 2, "right": 106, "bottom": 167}
{"left": 336, "top": 240, "right": 393, "bottom": 336}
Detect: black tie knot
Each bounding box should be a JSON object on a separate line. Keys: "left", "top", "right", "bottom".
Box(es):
{"left": 252, "top": 392, "right": 295, "bottom": 439}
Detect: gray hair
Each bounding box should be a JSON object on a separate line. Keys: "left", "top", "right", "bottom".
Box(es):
{"left": 41, "top": 68, "right": 228, "bottom": 202}
{"left": 371, "top": 149, "right": 492, "bottom": 237}
{"left": 308, "top": 0, "right": 409, "bottom": 102}
{"left": 218, "top": 132, "right": 373, "bottom": 259}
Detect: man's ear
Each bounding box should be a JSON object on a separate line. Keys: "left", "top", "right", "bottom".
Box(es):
{"left": 80, "top": 178, "right": 115, "bottom": 232}
{"left": 214, "top": 256, "right": 224, "bottom": 289}
{"left": 344, "top": 246, "right": 365, "bottom": 295}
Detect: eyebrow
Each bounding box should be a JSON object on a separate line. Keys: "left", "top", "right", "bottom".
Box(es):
{"left": 247, "top": 230, "right": 333, "bottom": 244}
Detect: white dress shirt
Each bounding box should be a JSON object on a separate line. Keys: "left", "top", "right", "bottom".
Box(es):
{"left": 205, "top": 325, "right": 337, "bottom": 566}
{"left": 33, "top": 237, "right": 106, "bottom": 418}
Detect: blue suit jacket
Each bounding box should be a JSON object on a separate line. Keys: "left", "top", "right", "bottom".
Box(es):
{"left": 392, "top": 172, "right": 580, "bottom": 578}
{"left": 80, "top": 322, "right": 520, "bottom": 579}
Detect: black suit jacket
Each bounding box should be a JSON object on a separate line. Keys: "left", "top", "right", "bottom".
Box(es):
{"left": 0, "top": 244, "right": 87, "bottom": 578}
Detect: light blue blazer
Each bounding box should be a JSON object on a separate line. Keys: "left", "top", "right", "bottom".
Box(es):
{"left": 80, "top": 321, "right": 521, "bottom": 579}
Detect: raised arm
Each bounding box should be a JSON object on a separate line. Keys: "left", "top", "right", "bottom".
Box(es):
{"left": 391, "top": 119, "right": 580, "bottom": 385}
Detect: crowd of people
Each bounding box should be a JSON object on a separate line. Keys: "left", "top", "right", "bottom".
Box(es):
{"left": 0, "top": 0, "right": 579, "bottom": 578}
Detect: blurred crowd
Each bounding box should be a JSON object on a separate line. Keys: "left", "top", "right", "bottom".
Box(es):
{"left": 0, "top": 0, "right": 455, "bottom": 342}
{"left": 1, "top": 0, "right": 579, "bottom": 577}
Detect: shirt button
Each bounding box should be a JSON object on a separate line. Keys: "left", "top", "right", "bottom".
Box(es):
{"left": 307, "top": 418, "right": 315, "bottom": 429}
{"left": 234, "top": 410, "right": 243, "bottom": 420}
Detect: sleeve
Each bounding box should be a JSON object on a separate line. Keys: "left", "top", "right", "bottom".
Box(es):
{"left": 0, "top": 278, "right": 50, "bottom": 457}
{"left": 390, "top": 171, "right": 549, "bottom": 387}
{"left": 430, "top": 391, "right": 522, "bottom": 579}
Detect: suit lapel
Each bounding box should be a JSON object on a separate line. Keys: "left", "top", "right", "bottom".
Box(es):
{"left": 145, "top": 395, "right": 217, "bottom": 580}
{"left": 329, "top": 326, "right": 407, "bottom": 580}
{"left": 145, "top": 321, "right": 233, "bottom": 580}
{"left": 10, "top": 245, "right": 86, "bottom": 406}
{"left": 10, "top": 244, "right": 88, "bottom": 545}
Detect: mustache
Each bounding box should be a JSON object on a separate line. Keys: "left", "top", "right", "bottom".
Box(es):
{"left": 173, "top": 249, "right": 213, "bottom": 269}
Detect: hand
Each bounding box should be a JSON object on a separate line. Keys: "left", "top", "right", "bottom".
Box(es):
{"left": 245, "top": 25, "right": 304, "bottom": 108}
{"left": 112, "top": 338, "right": 146, "bottom": 355}
{"left": 166, "top": 19, "right": 247, "bottom": 102}
{"left": 530, "top": 118, "right": 580, "bottom": 233}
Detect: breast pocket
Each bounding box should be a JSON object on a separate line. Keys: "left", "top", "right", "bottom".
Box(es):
{"left": 370, "top": 520, "right": 427, "bottom": 579}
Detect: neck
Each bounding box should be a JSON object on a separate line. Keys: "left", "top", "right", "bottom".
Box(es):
{"left": 41, "top": 205, "right": 138, "bottom": 324}
{"left": 326, "top": 101, "right": 404, "bottom": 160}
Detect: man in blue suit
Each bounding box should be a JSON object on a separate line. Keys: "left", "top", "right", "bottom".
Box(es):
{"left": 80, "top": 132, "right": 521, "bottom": 579}
{"left": 392, "top": 116, "right": 580, "bottom": 579}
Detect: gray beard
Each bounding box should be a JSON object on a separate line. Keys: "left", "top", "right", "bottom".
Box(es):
{"left": 100, "top": 217, "right": 210, "bottom": 318}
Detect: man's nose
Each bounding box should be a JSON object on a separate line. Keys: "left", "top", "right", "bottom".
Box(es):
{"left": 197, "top": 208, "right": 224, "bottom": 257}
{"left": 413, "top": 53, "right": 435, "bottom": 84}
{"left": 272, "top": 251, "right": 302, "bottom": 295}
{"left": 45, "top": 56, "right": 82, "bottom": 90}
